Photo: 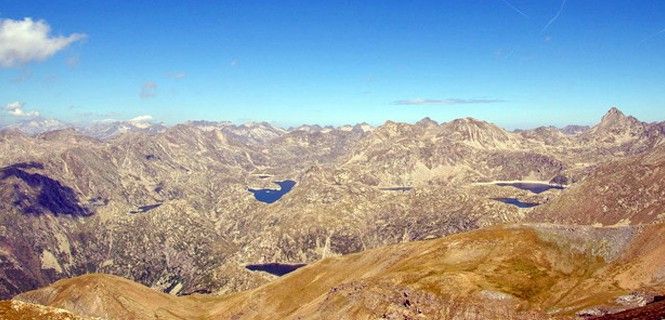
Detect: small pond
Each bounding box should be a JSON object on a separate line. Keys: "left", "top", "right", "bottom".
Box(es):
{"left": 492, "top": 197, "right": 539, "bottom": 208}
{"left": 248, "top": 180, "right": 296, "bottom": 204}
{"left": 245, "top": 263, "right": 306, "bottom": 276}
{"left": 495, "top": 182, "right": 564, "bottom": 194}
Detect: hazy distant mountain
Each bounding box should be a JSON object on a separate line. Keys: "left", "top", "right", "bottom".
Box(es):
{"left": 288, "top": 123, "right": 374, "bottom": 133}
{"left": 561, "top": 124, "right": 590, "bottom": 135}
{"left": 515, "top": 126, "right": 571, "bottom": 146}
{"left": 221, "top": 122, "right": 287, "bottom": 145}
{"left": 288, "top": 124, "right": 325, "bottom": 132}
{"left": 1, "top": 117, "right": 70, "bottom": 135}
{"left": 80, "top": 118, "right": 167, "bottom": 140}
{"left": 0, "top": 116, "right": 167, "bottom": 140}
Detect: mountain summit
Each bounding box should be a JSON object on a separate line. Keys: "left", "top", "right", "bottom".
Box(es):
{"left": 440, "top": 117, "right": 518, "bottom": 149}
{"left": 597, "top": 107, "right": 641, "bottom": 129}
{"left": 583, "top": 107, "right": 646, "bottom": 143}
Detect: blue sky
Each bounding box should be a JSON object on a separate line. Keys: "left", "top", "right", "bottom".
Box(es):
{"left": 1, "top": 0, "right": 664, "bottom": 128}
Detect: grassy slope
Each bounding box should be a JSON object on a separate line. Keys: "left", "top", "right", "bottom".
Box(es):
{"left": 12, "top": 224, "right": 665, "bottom": 320}
{"left": 208, "top": 224, "right": 654, "bottom": 319}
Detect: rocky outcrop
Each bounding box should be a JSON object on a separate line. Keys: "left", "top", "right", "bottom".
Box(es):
{"left": 0, "top": 300, "right": 95, "bottom": 320}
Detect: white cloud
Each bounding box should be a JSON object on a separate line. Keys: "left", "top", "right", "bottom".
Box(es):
{"left": 0, "top": 18, "right": 86, "bottom": 68}
{"left": 140, "top": 81, "right": 158, "bottom": 99}
{"left": 4, "top": 101, "right": 40, "bottom": 117}
{"left": 128, "top": 115, "right": 153, "bottom": 128}
{"left": 129, "top": 115, "right": 153, "bottom": 122}
{"left": 93, "top": 118, "right": 118, "bottom": 123}
{"left": 393, "top": 98, "right": 505, "bottom": 105}
{"left": 92, "top": 115, "right": 153, "bottom": 124}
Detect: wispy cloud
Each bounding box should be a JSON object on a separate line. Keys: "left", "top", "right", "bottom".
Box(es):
{"left": 140, "top": 81, "right": 158, "bottom": 99}
{"left": 500, "top": 0, "right": 529, "bottom": 18}
{"left": 541, "top": 0, "right": 568, "bottom": 33}
{"left": 79, "top": 111, "right": 120, "bottom": 119}
{"left": 639, "top": 27, "right": 665, "bottom": 45}
{"left": 10, "top": 68, "right": 32, "bottom": 83}
{"left": 166, "top": 71, "right": 186, "bottom": 79}
{"left": 89, "top": 114, "right": 152, "bottom": 124}
{"left": 393, "top": 98, "right": 505, "bottom": 106}
{"left": 494, "top": 48, "right": 517, "bottom": 60}
{"left": 4, "top": 101, "right": 39, "bottom": 117}
{"left": 0, "top": 18, "right": 86, "bottom": 68}
{"left": 66, "top": 55, "right": 80, "bottom": 69}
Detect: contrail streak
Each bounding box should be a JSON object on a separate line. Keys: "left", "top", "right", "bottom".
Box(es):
{"left": 500, "top": 0, "right": 529, "bottom": 18}
{"left": 541, "top": 0, "right": 568, "bottom": 33}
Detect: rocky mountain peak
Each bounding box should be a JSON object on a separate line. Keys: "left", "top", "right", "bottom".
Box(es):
{"left": 606, "top": 106, "right": 623, "bottom": 115}
{"left": 561, "top": 125, "right": 590, "bottom": 135}
{"left": 0, "top": 127, "right": 26, "bottom": 138}
{"left": 581, "top": 107, "right": 647, "bottom": 143}
{"left": 439, "top": 117, "right": 517, "bottom": 149}
{"left": 599, "top": 107, "right": 632, "bottom": 126}
{"left": 377, "top": 120, "right": 409, "bottom": 132}
{"left": 351, "top": 122, "right": 374, "bottom": 133}
{"left": 366, "top": 121, "right": 417, "bottom": 141}
{"left": 415, "top": 117, "right": 438, "bottom": 127}
{"left": 35, "top": 128, "right": 95, "bottom": 143}
{"left": 588, "top": 107, "right": 645, "bottom": 139}
{"left": 443, "top": 117, "right": 502, "bottom": 134}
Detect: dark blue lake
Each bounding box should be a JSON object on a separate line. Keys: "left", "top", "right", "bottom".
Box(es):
{"left": 492, "top": 197, "right": 539, "bottom": 208}
{"left": 496, "top": 182, "right": 564, "bottom": 194}
{"left": 245, "top": 263, "right": 306, "bottom": 276}
{"left": 248, "top": 180, "right": 296, "bottom": 204}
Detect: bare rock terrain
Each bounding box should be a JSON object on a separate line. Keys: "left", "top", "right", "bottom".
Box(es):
{"left": 1, "top": 107, "right": 664, "bottom": 305}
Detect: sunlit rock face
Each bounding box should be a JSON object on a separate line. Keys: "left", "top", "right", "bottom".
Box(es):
{"left": 0, "top": 108, "right": 663, "bottom": 301}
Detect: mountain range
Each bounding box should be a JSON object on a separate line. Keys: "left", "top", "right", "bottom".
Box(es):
{"left": 1, "top": 107, "right": 664, "bottom": 319}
